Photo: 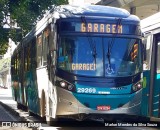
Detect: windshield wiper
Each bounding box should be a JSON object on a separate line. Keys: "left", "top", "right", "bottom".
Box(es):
{"left": 81, "top": 16, "right": 97, "bottom": 66}
{"left": 93, "top": 44, "right": 97, "bottom": 57}
{"left": 106, "top": 42, "right": 111, "bottom": 69}
{"left": 106, "top": 18, "right": 122, "bottom": 70}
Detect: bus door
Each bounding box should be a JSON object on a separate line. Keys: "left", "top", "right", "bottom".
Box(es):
{"left": 142, "top": 33, "right": 160, "bottom": 118}
{"left": 151, "top": 34, "right": 160, "bottom": 117}
{"left": 141, "top": 34, "right": 152, "bottom": 117}
{"left": 46, "top": 23, "right": 57, "bottom": 118}
{"left": 36, "top": 25, "right": 55, "bottom": 117}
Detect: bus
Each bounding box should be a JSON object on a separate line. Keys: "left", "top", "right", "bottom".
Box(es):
{"left": 11, "top": 5, "right": 143, "bottom": 124}
{"left": 141, "top": 12, "right": 160, "bottom": 121}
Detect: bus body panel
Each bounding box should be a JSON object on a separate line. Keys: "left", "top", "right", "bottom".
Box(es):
{"left": 36, "top": 67, "right": 49, "bottom": 115}
{"left": 25, "top": 70, "right": 40, "bottom": 115}
{"left": 56, "top": 87, "right": 142, "bottom": 116}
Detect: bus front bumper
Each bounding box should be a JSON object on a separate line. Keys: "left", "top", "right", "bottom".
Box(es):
{"left": 56, "top": 87, "right": 142, "bottom": 119}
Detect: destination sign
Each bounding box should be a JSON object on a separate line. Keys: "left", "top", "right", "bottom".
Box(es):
{"left": 60, "top": 21, "right": 141, "bottom": 35}
{"left": 72, "top": 63, "right": 96, "bottom": 71}
{"left": 81, "top": 23, "right": 122, "bottom": 33}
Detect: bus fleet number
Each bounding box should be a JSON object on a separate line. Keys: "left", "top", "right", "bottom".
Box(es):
{"left": 77, "top": 88, "right": 96, "bottom": 93}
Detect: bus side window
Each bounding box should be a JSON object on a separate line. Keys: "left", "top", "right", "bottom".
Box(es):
{"left": 11, "top": 57, "right": 14, "bottom": 75}
{"left": 12, "top": 56, "right": 16, "bottom": 75}
{"left": 143, "top": 36, "right": 152, "bottom": 70}
{"left": 17, "top": 52, "right": 21, "bottom": 74}
{"left": 31, "top": 38, "right": 37, "bottom": 69}
{"left": 42, "top": 27, "right": 50, "bottom": 66}
{"left": 14, "top": 56, "right": 16, "bottom": 75}
{"left": 27, "top": 45, "right": 31, "bottom": 71}
{"left": 15, "top": 54, "right": 17, "bottom": 75}
{"left": 48, "top": 24, "right": 57, "bottom": 66}
{"left": 24, "top": 45, "right": 31, "bottom": 72}
{"left": 36, "top": 35, "right": 42, "bottom": 68}
{"left": 24, "top": 47, "right": 27, "bottom": 71}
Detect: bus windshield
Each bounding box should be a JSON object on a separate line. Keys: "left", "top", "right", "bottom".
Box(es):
{"left": 58, "top": 36, "right": 142, "bottom": 77}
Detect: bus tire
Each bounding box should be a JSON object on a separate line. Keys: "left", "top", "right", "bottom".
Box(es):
{"left": 17, "top": 103, "right": 21, "bottom": 109}
{"left": 29, "top": 110, "right": 34, "bottom": 116}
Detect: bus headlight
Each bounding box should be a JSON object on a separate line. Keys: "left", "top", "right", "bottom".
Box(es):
{"left": 132, "top": 81, "right": 142, "bottom": 93}
{"left": 60, "top": 81, "right": 67, "bottom": 88}
{"left": 57, "top": 77, "right": 75, "bottom": 92}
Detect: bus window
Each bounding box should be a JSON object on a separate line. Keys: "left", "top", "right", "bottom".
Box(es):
{"left": 12, "top": 56, "right": 16, "bottom": 75}
{"left": 36, "top": 35, "right": 42, "bottom": 68}
{"left": 11, "top": 57, "right": 14, "bottom": 75}
{"left": 42, "top": 28, "right": 50, "bottom": 66}
{"left": 143, "top": 35, "right": 152, "bottom": 70}
{"left": 24, "top": 45, "right": 31, "bottom": 72}
{"left": 15, "top": 54, "right": 17, "bottom": 75}
{"left": 31, "top": 39, "right": 37, "bottom": 69}
{"left": 58, "top": 36, "right": 103, "bottom": 76}
{"left": 14, "top": 55, "right": 16, "bottom": 74}
{"left": 104, "top": 38, "right": 142, "bottom": 76}
{"left": 49, "top": 24, "right": 56, "bottom": 51}
{"left": 27, "top": 45, "right": 31, "bottom": 71}
{"left": 24, "top": 47, "right": 28, "bottom": 71}
{"left": 17, "top": 52, "right": 21, "bottom": 74}
{"left": 48, "top": 24, "right": 57, "bottom": 66}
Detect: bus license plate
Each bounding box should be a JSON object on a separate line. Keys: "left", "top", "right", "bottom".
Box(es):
{"left": 97, "top": 106, "right": 111, "bottom": 111}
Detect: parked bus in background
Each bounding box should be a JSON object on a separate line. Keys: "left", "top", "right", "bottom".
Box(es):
{"left": 11, "top": 5, "right": 143, "bottom": 124}
{"left": 141, "top": 12, "right": 160, "bottom": 120}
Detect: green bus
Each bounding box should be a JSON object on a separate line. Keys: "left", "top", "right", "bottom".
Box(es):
{"left": 11, "top": 4, "right": 143, "bottom": 125}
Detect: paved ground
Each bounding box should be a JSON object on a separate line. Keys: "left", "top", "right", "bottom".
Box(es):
{"left": 0, "top": 87, "right": 51, "bottom": 130}
{"left": 0, "top": 88, "right": 37, "bottom": 121}
{"left": 0, "top": 88, "right": 17, "bottom": 111}
{"left": 0, "top": 88, "right": 18, "bottom": 120}
{"left": 0, "top": 88, "right": 32, "bottom": 130}
{"left": 0, "top": 103, "right": 16, "bottom": 121}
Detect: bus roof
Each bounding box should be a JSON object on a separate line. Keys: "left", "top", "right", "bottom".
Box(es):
{"left": 22, "top": 5, "right": 140, "bottom": 44}
{"left": 55, "top": 5, "right": 130, "bottom": 18}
